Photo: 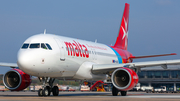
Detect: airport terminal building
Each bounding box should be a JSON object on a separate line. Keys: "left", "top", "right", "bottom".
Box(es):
{"left": 138, "top": 66, "right": 180, "bottom": 91}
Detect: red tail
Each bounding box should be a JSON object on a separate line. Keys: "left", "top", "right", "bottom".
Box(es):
{"left": 114, "top": 3, "right": 129, "bottom": 50}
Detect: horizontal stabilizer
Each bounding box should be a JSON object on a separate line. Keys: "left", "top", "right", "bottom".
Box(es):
{"left": 129, "top": 53, "right": 176, "bottom": 59}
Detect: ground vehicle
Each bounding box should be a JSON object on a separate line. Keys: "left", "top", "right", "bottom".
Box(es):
{"left": 132, "top": 83, "right": 153, "bottom": 92}
{"left": 141, "top": 86, "right": 153, "bottom": 92}
{"left": 154, "top": 86, "right": 166, "bottom": 92}
{"left": 153, "top": 86, "right": 166, "bottom": 93}
{"left": 80, "top": 85, "right": 90, "bottom": 92}
{"left": 132, "top": 83, "right": 141, "bottom": 91}
{"left": 0, "top": 85, "right": 6, "bottom": 92}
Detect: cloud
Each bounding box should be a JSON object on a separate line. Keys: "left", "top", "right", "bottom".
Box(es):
{"left": 155, "top": 0, "right": 172, "bottom": 5}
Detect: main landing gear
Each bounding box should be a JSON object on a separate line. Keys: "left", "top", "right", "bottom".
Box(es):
{"left": 38, "top": 77, "right": 59, "bottom": 97}
{"left": 112, "top": 85, "right": 127, "bottom": 96}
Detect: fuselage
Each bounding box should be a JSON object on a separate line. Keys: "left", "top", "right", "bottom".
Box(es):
{"left": 17, "top": 34, "right": 132, "bottom": 80}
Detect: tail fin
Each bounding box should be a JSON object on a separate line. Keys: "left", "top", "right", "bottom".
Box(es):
{"left": 114, "top": 3, "right": 129, "bottom": 50}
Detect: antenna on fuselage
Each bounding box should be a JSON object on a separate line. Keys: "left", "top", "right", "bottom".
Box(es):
{"left": 44, "top": 29, "right": 46, "bottom": 34}
{"left": 95, "top": 39, "right": 97, "bottom": 43}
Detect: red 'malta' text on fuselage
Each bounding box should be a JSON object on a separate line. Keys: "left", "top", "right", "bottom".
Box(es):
{"left": 64, "top": 40, "right": 89, "bottom": 58}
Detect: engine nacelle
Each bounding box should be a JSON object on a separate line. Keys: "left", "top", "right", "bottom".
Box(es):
{"left": 111, "top": 67, "right": 138, "bottom": 91}
{"left": 3, "top": 68, "right": 31, "bottom": 91}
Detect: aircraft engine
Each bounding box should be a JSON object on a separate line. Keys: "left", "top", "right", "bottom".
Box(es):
{"left": 3, "top": 68, "right": 31, "bottom": 91}
{"left": 111, "top": 67, "right": 138, "bottom": 91}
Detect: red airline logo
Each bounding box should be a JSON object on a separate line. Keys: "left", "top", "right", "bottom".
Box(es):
{"left": 64, "top": 40, "right": 89, "bottom": 58}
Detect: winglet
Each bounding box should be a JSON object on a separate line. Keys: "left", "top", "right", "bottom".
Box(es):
{"left": 114, "top": 3, "right": 130, "bottom": 50}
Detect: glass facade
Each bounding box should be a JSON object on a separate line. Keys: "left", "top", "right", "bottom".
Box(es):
{"left": 171, "top": 71, "right": 178, "bottom": 78}
{"left": 138, "top": 70, "right": 180, "bottom": 79}
{"left": 176, "top": 83, "right": 180, "bottom": 91}
{"left": 154, "top": 71, "right": 161, "bottom": 78}
{"left": 138, "top": 71, "right": 146, "bottom": 78}
{"left": 162, "top": 71, "right": 169, "bottom": 78}
{"left": 137, "top": 69, "right": 180, "bottom": 91}
{"left": 147, "top": 71, "right": 153, "bottom": 78}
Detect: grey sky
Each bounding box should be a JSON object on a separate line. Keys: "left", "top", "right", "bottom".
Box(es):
{"left": 0, "top": 0, "right": 180, "bottom": 74}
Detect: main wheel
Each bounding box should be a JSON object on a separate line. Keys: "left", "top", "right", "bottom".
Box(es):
{"left": 46, "top": 86, "right": 51, "bottom": 96}
{"left": 121, "top": 91, "right": 127, "bottom": 96}
{"left": 43, "top": 87, "right": 50, "bottom": 97}
{"left": 112, "top": 86, "right": 119, "bottom": 96}
{"left": 38, "top": 89, "right": 43, "bottom": 96}
{"left": 52, "top": 86, "right": 59, "bottom": 96}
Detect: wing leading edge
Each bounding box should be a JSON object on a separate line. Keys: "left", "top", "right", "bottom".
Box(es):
{"left": 0, "top": 62, "right": 17, "bottom": 68}
{"left": 92, "top": 59, "right": 180, "bottom": 74}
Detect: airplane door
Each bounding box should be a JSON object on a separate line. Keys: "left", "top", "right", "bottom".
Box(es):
{"left": 54, "top": 38, "right": 65, "bottom": 61}
{"left": 91, "top": 49, "right": 97, "bottom": 60}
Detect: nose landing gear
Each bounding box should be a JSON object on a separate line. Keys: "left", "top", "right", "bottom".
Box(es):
{"left": 38, "top": 77, "right": 59, "bottom": 97}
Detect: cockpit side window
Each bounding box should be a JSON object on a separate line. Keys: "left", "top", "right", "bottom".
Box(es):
{"left": 41, "top": 43, "right": 47, "bottom": 49}
{"left": 30, "top": 43, "right": 40, "bottom": 48}
{"left": 46, "top": 43, "right": 52, "bottom": 50}
{"left": 21, "top": 43, "right": 29, "bottom": 49}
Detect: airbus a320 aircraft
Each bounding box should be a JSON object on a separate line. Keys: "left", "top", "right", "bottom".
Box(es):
{"left": 1, "top": 3, "right": 180, "bottom": 97}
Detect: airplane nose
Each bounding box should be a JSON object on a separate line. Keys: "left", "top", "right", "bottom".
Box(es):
{"left": 17, "top": 50, "right": 34, "bottom": 73}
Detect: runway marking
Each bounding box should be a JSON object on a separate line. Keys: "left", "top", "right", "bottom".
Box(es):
{"left": 0, "top": 91, "right": 180, "bottom": 100}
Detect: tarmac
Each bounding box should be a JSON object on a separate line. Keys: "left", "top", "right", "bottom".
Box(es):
{"left": 0, "top": 91, "right": 180, "bottom": 101}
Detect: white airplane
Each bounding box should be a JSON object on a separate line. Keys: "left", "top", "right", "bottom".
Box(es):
{"left": 1, "top": 3, "right": 180, "bottom": 96}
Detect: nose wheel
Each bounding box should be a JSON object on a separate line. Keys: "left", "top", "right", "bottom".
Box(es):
{"left": 38, "top": 77, "right": 59, "bottom": 97}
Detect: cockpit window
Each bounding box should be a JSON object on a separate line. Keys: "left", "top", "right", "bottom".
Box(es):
{"left": 41, "top": 43, "right": 47, "bottom": 49}
{"left": 30, "top": 43, "right": 40, "bottom": 48}
{"left": 22, "top": 43, "right": 51, "bottom": 50}
{"left": 46, "top": 43, "right": 52, "bottom": 50}
{"left": 21, "top": 43, "right": 29, "bottom": 49}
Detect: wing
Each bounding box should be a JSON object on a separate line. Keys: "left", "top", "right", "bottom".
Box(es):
{"left": 0, "top": 62, "right": 18, "bottom": 68}
{"left": 92, "top": 59, "right": 180, "bottom": 74}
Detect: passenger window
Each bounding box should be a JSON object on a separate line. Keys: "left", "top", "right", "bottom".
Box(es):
{"left": 21, "top": 43, "right": 29, "bottom": 49}
{"left": 30, "top": 43, "right": 40, "bottom": 48}
{"left": 41, "top": 43, "right": 47, "bottom": 49}
{"left": 46, "top": 43, "right": 52, "bottom": 50}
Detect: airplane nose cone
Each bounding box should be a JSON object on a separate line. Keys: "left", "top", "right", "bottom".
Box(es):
{"left": 17, "top": 50, "right": 34, "bottom": 74}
